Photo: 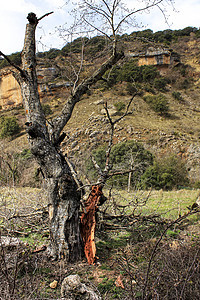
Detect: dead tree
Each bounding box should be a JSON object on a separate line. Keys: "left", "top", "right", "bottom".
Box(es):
{"left": 0, "top": 12, "right": 123, "bottom": 262}
{"left": 0, "top": 0, "right": 175, "bottom": 262}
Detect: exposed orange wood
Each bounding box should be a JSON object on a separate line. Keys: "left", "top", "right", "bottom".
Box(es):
{"left": 80, "top": 185, "right": 103, "bottom": 264}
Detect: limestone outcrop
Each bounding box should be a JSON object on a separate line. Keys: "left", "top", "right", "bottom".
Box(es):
{"left": 0, "top": 69, "right": 21, "bottom": 109}
{"left": 127, "top": 47, "right": 180, "bottom": 74}
{"left": 0, "top": 66, "right": 68, "bottom": 110}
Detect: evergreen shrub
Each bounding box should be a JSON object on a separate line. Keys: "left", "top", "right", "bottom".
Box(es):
{"left": 0, "top": 116, "right": 20, "bottom": 138}
{"left": 143, "top": 94, "right": 169, "bottom": 115}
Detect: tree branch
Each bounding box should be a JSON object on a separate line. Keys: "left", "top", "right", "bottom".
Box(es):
{"left": 38, "top": 11, "right": 54, "bottom": 22}
{"left": 90, "top": 155, "right": 104, "bottom": 177}
{"left": 51, "top": 51, "right": 124, "bottom": 140}
{"left": 102, "top": 94, "right": 136, "bottom": 175}
{"left": 0, "top": 51, "right": 26, "bottom": 78}
{"left": 82, "top": 16, "right": 112, "bottom": 40}
{"left": 115, "top": 0, "right": 164, "bottom": 33}
{"left": 113, "top": 94, "right": 136, "bottom": 125}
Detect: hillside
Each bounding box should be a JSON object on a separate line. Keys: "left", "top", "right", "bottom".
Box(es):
{"left": 0, "top": 27, "right": 200, "bottom": 187}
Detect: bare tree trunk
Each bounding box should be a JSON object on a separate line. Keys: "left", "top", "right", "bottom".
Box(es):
{"left": 2, "top": 12, "right": 124, "bottom": 262}
{"left": 35, "top": 140, "right": 83, "bottom": 261}
{"left": 25, "top": 115, "right": 83, "bottom": 261}
{"left": 46, "top": 163, "right": 82, "bottom": 261}
{"left": 12, "top": 13, "right": 83, "bottom": 262}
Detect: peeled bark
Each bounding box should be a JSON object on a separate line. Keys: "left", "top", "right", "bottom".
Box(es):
{"left": 80, "top": 185, "right": 105, "bottom": 264}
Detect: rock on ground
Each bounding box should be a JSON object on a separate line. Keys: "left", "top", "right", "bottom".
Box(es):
{"left": 61, "top": 274, "right": 101, "bottom": 300}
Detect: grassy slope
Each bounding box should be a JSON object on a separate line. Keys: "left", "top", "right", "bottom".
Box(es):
{"left": 1, "top": 35, "right": 200, "bottom": 148}
{"left": 0, "top": 35, "right": 200, "bottom": 190}
{"left": 55, "top": 36, "right": 200, "bottom": 153}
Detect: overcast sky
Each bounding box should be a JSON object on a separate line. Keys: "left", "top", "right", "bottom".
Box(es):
{"left": 0, "top": 0, "right": 199, "bottom": 55}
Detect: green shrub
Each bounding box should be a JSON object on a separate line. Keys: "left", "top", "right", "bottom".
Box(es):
{"left": 104, "top": 65, "right": 121, "bottom": 87}
{"left": 141, "top": 155, "right": 189, "bottom": 190}
{"left": 126, "top": 82, "right": 138, "bottom": 95}
{"left": 101, "top": 61, "right": 160, "bottom": 89}
{"left": 117, "top": 60, "right": 143, "bottom": 83}
{"left": 153, "top": 30, "right": 173, "bottom": 44}
{"left": 86, "top": 140, "right": 153, "bottom": 188}
{"left": 61, "top": 37, "right": 89, "bottom": 55}
{"left": 177, "top": 26, "right": 197, "bottom": 36}
{"left": 192, "top": 181, "right": 200, "bottom": 189}
{"left": 114, "top": 101, "right": 126, "bottom": 112}
{"left": 130, "top": 27, "right": 199, "bottom": 44}
{"left": 166, "top": 229, "right": 180, "bottom": 237}
{"left": 142, "top": 65, "right": 159, "bottom": 82}
{"left": 19, "top": 149, "right": 32, "bottom": 160}
{"left": 118, "top": 62, "right": 158, "bottom": 84}
{"left": 144, "top": 84, "right": 155, "bottom": 94}
{"left": 86, "top": 36, "right": 106, "bottom": 56}
{"left": 45, "top": 48, "right": 60, "bottom": 59}
{"left": 86, "top": 146, "right": 107, "bottom": 180}
{"left": 143, "top": 94, "right": 169, "bottom": 115}
{"left": 0, "top": 116, "right": 20, "bottom": 138}
{"left": 154, "top": 77, "right": 168, "bottom": 91}
{"left": 180, "top": 78, "right": 190, "bottom": 89}
{"left": 172, "top": 91, "right": 183, "bottom": 101}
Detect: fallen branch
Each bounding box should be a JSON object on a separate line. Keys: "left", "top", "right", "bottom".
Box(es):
{"left": 32, "top": 245, "right": 47, "bottom": 254}
{"left": 8, "top": 210, "right": 46, "bottom": 220}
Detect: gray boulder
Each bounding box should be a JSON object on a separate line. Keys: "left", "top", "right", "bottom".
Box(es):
{"left": 61, "top": 274, "right": 101, "bottom": 300}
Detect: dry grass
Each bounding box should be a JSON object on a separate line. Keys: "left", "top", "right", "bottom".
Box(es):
{"left": 0, "top": 186, "right": 47, "bottom": 210}
{"left": 0, "top": 187, "right": 200, "bottom": 299}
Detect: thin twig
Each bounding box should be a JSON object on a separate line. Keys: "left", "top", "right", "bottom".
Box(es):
{"left": 8, "top": 210, "right": 46, "bottom": 220}
{"left": 142, "top": 207, "right": 200, "bottom": 300}
{"left": 179, "top": 249, "right": 199, "bottom": 300}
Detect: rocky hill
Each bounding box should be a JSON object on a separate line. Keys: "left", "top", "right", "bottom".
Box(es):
{"left": 0, "top": 27, "right": 200, "bottom": 187}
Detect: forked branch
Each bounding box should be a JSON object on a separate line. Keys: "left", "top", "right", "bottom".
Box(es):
{"left": 103, "top": 94, "right": 136, "bottom": 174}
{"left": 90, "top": 94, "right": 136, "bottom": 186}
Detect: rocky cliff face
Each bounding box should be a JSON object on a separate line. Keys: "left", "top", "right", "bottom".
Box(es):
{"left": 0, "top": 70, "right": 21, "bottom": 109}
{"left": 0, "top": 46, "right": 180, "bottom": 110}
{"left": 0, "top": 66, "right": 66, "bottom": 109}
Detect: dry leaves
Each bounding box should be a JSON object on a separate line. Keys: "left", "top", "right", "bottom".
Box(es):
{"left": 50, "top": 280, "right": 58, "bottom": 289}
{"left": 115, "top": 275, "right": 124, "bottom": 289}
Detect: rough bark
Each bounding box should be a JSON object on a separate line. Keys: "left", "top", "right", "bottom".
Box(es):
{"left": 3, "top": 12, "right": 124, "bottom": 262}
{"left": 13, "top": 13, "right": 83, "bottom": 262}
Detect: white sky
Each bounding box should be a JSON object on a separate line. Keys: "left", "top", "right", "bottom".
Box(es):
{"left": 0, "top": 0, "right": 199, "bottom": 55}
